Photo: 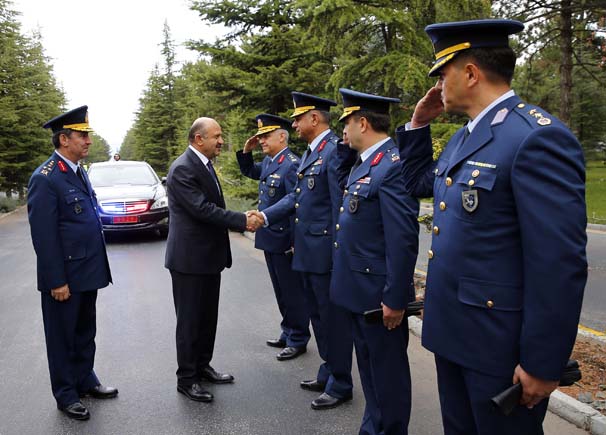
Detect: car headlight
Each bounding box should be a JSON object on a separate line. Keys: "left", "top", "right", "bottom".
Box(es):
{"left": 150, "top": 195, "right": 168, "bottom": 210}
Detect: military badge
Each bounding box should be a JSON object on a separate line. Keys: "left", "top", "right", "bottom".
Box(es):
{"left": 57, "top": 160, "right": 68, "bottom": 173}
{"left": 357, "top": 177, "right": 371, "bottom": 184}
{"left": 537, "top": 117, "right": 551, "bottom": 126}
{"left": 74, "top": 203, "right": 83, "bottom": 214}
{"left": 391, "top": 153, "right": 400, "bottom": 162}
{"left": 490, "top": 107, "right": 508, "bottom": 125}
{"left": 268, "top": 187, "right": 276, "bottom": 197}
{"left": 371, "top": 151, "right": 384, "bottom": 166}
{"left": 318, "top": 139, "right": 327, "bottom": 152}
{"left": 462, "top": 189, "right": 478, "bottom": 212}
{"left": 278, "top": 154, "right": 285, "bottom": 164}
{"left": 348, "top": 196, "right": 359, "bottom": 213}
{"left": 307, "top": 177, "right": 315, "bottom": 190}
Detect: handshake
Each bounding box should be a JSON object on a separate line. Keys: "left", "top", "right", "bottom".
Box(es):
{"left": 245, "top": 210, "right": 265, "bottom": 232}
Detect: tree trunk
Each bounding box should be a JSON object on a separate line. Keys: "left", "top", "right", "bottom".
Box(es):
{"left": 559, "top": 0, "right": 573, "bottom": 126}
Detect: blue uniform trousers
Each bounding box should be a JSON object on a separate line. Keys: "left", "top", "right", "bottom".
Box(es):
{"left": 435, "top": 355, "right": 548, "bottom": 435}
{"left": 264, "top": 251, "right": 310, "bottom": 348}
{"left": 41, "top": 291, "right": 100, "bottom": 407}
{"left": 352, "top": 314, "right": 411, "bottom": 435}
{"left": 302, "top": 272, "right": 353, "bottom": 398}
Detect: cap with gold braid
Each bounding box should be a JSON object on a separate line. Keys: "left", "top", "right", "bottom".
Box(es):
{"left": 43, "top": 105, "right": 94, "bottom": 133}
{"left": 254, "top": 113, "right": 291, "bottom": 136}
{"left": 338, "top": 88, "right": 400, "bottom": 122}
{"left": 425, "top": 19, "right": 524, "bottom": 77}
{"left": 291, "top": 92, "right": 336, "bottom": 118}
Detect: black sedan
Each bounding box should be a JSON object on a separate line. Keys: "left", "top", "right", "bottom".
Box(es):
{"left": 87, "top": 160, "right": 169, "bottom": 236}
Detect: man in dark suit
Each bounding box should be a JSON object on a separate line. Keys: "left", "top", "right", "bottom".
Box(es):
{"left": 165, "top": 117, "right": 262, "bottom": 402}
{"left": 236, "top": 114, "right": 310, "bottom": 361}
{"left": 27, "top": 106, "right": 117, "bottom": 421}
{"left": 396, "top": 19, "right": 587, "bottom": 434}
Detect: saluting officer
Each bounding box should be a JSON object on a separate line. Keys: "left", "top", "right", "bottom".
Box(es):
{"left": 256, "top": 92, "right": 354, "bottom": 410}
{"left": 236, "top": 114, "right": 310, "bottom": 361}
{"left": 396, "top": 20, "right": 587, "bottom": 434}
{"left": 27, "top": 106, "right": 117, "bottom": 421}
{"left": 332, "top": 89, "right": 419, "bottom": 435}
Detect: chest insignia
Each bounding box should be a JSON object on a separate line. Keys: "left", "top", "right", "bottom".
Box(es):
{"left": 462, "top": 189, "right": 479, "bottom": 213}
{"left": 74, "top": 203, "right": 83, "bottom": 214}
{"left": 348, "top": 196, "right": 359, "bottom": 213}
{"left": 268, "top": 187, "right": 276, "bottom": 197}
{"left": 307, "top": 177, "right": 315, "bottom": 190}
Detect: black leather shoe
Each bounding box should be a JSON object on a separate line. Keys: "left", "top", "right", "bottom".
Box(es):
{"left": 276, "top": 346, "right": 306, "bottom": 361}
{"left": 300, "top": 379, "right": 326, "bottom": 392}
{"left": 266, "top": 338, "right": 286, "bottom": 348}
{"left": 311, "top": 392, "right": 353, "bottom": 410}
{"left": 58, "top": 401, "right": 90, "bottom": 420}
{"left": 81, "top": 384, "right": 118, "bottom": 399}
{"left": 177, "top": 383, "right": 213, "bottom": 402}
{"left": 200, "top": 365, "right": 234, "bottom": 384}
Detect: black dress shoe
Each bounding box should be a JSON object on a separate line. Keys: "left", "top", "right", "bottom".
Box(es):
{"left": 266, "top": 338, "right": 286, "bottom": 348}
{"left": 300, "top": 379, "right": 326, "bottom": 392}
{"left": 276, "top": 346, "right": 306, "bottom": 361}
{"left": 200, "top": 365, "right": 234, "bottom": 384}
{"left": 81, "top": 384, "right": 118, "bottom": 399}
{"left": 311, "top": 392, "right": 353, "bottom": 410}
{"left": 58, "top": 401, "right": 90, "bottom": 420}
{"left": 177, "top": 383, "right": 213, "bottom": 402}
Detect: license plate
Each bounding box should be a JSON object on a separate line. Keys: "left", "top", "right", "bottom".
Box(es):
{"left": 113, "top": 216, "right": 139, "bottom": 224}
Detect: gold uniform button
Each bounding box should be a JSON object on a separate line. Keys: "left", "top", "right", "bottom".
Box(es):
{"left": 298, "top": 173, "right": 303, "bottom": 179}
{"left": 472, "top": 169, "right": 480, "bottom": 178}
{"left": 428, "top": 249, "right": 434, "bottom": 259}
{"left": 433, "top": 226, "right": 439, "bottom": 235}
{"left": 295, "top": 218, "right": 299, "bottom": 224}
{"left": 445, "top": 177, "right": 452, "bottom": 186}
{"left": 339, "top": 206, "right": 344, "bottom": 213}
{"left": 439, "top": 201, "right": 446, "bottom": 211}
{"left": 335, "top": 224, "right": 340, "bottom": 230}
{"left": 295, "top": 203, "right": 299, "bottom": 208}
{"left": 468, "top": 179, "right": 475, "bottom": 186}
{"left": 517, "top": 103, "right": 525, "bottom": 108}
{"left": 296, "top": 188, "right": 301, "bottom": 193}
{"left": 334, "top": 242, "right": 339, "bottom": 249}
{"left": 486, "top": 300, "right": 495, "bottom": 308}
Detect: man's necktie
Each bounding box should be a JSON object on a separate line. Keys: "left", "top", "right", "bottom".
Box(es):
{"left": 76, "top": 167, "right": 87, "bottom": 189}
{"left": 347, "top": 156, "right": 363, "bottom": 185}
{"left": 206, "top": 160, "right": 221, "bottom": 192}
{"left": 301, "top": 145, "right": 312, "bottom": 167}
{"left": 449, "top": 125, "right": 470, "bottom": 164}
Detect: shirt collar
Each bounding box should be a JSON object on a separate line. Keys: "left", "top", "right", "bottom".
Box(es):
{"left": 189, "top": 144, "right": 210, "bottom": 166}
{"left": 271, "top": 147, "right": 288, "bottom": 162}
{"left": 360, "top": 137, "right": 390, "bottom": 162}
{"left": 54, "top": 150, "right": 79, "bottom": 173}
{"left": 309, "top": 129, "right": 331, "bottom": 152}
{"left": 467, "top": 90, "right": 515, "bottom": 133}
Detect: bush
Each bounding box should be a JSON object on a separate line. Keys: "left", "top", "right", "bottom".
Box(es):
{"left": 0, "top": 197, "right": 22, "bottom": 213}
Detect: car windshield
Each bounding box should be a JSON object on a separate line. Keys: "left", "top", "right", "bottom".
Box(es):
{"left": 88, "top": 164, "right": 158, "bottom": 187}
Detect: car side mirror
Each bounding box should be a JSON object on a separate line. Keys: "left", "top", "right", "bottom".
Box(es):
{"left": 161, "top": 176, "right": 167, "bottom": 185}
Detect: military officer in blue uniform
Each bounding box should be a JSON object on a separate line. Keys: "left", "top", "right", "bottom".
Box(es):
{"left": 396, "top": 20, "right": 587, "bottom": 434}
{"left": 27, "top": 106, "right": 117, "bottom": 420}
{"left": 332, "top": 89, "right": 419, "bottom": 435}
{"left": 236, "top": 114, "right": 310, "bottom": 361}
{"left": 254, "top": 92, "right": 354, "bottom": 410}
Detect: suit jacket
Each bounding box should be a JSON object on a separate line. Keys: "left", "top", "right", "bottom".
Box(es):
{"left": 262, "top": 131, "right": 343, "bottom": 274}
{"left": 396, "top": 95, "right": 587, "bottom": 380}
{"left": 27, "top": 152, "right": 112, "bottom": 293}
{"left": 331, "top": 139, "right": 419, "bottom": 313}
{"left": 236, "top": 147, "right": 299, "bottom": 253}
{"left": 164, "top": 148, "right": 247, "bottom": 274}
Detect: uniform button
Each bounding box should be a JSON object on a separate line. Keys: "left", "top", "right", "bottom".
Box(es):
{"left": 298, "top": 173, "right": 303, "bottom": 179}
{"left": 323, "top": 230, "right": 328, "bottom": 235}
{"left": 472, "top": 169, "right": 480, "bottom": 178}
{"left": 335, "top": 224, "right": 340, "bottom": 230}
{"left": 258, "top": 199, "right": 262, "bottom": 204}
{"left": 295, "top": 203, "right": 299, "bottom": 208}
{"left": 279, "top": 227, "right": 284, "bottom": 231}
{"left": 365, "top": 268, "right": 370, "bottom": 273}
{"left": 68, "top": 255, "right": 72, "bottom": 259}
{"left": 439, "top": 201, "right": 446, "bottom": 211}
{"left": 517, "top": 103, "right": 525, "bottom": 108}
{"left": 445, "top": 177, "right": 452, "bottom": 186}
{"left": 260, "top": 191, "right": 264, "bottom": 194}
{"left": 340, "top": 206, "right": 344, "bottom": 213}
{"left": 486, "top": 300, "right": 494, "bottom": 308}
{"left": 334, "top": 242, "right": 339, "bottom": 249}
{"left": 296, "top": 188, "right": 301, "bottom": 193}
{"left": 344, "top": 189, "right": 348, "bottom": 194}
{"left": 468, "top": 179, "right": 475, "bottom": 186}
{"left": 356, "top": 185, "right": 361, "bottom": 190}
{"left": 428, "top": 249, "right": 434, "bottom": 259}
{"left": 295, "top": 218, "right": 299, "bottom": 224}
{"left": 433, "top": 226, "right": 439, "bottom": 235}
{"left": 434, "top": 168, "right": 439, "bottom": 175}
{"left": 262, "top": 181, "right": 266, "bottom": 185}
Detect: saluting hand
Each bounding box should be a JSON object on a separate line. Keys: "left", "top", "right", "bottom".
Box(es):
{"left": 513, "top": 364, "right": 559, "bottom": 409}
{"left": 243, "top": 135, "right": 259, "bottom": 153}
{"left": 51, "top": 284, "right": 71, "bottom": 302}
{"left": 381, "top": 302, "right": 405, "bottom": 330}
{"left": 411, "top": 81, "right": 444, "bottom": 128}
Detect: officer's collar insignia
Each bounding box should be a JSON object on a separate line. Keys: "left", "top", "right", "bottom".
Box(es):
{"left": 371, "top": 151, "right": 384, "bottom": 166}
{"left": 57, "top": 160, "right": 68, "bottom": 173}
{"left": 318, "top": 139, "right": 327, "bottom": 152}
{"left": 278, "top": 154, "right": 285, "bottom": 164}
{"left": 357, "top": 177, "right": 371, "bottom": 184}
{"left": 462, "top": 189, "right": 479, "bottom": 212}
{"left": 490, "top": 107, "right": 509, "bottom": 125}
{"left": 40, "top": 160, "right": 56, "bottom": 176}
{"left": 466, "top": 160, "right": 496, "bottom": 169}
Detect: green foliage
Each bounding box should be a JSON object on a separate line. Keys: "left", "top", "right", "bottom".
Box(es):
{"left": 0, "top": 195, "right": 22, "bottom": 213}
{"left": 83, "top": 132, "right": 111, "bottom": 164}
{"left": 586, "top": 160, "right": 606, "bottom": 224}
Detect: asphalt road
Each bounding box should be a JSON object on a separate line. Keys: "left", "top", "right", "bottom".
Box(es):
{"left": 0, "top": 208, "right": 587, "bottom": 434}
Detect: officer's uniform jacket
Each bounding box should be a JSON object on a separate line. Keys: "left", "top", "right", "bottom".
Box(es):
{"left": 396, "top": 94, "right": 587, "bottom": 380}
{"left": 331, "top": 139, "right": 419, "bottom": 313}
{"left": 27, "top": 152, "right": 112, "bottom": 293}
{"left": 263, "top": 131, "right": 343, "bottom": 274}
{"left": 236, "top": 147, "right": 300, "bottom": 253}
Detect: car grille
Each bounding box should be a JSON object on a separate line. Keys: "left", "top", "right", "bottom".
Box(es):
{"left": 100, "top": 200, "right": 150, "bottom": 215}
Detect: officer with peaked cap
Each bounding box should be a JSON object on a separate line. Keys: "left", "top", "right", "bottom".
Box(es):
{"left": 396, "top": 19, "right": 587, "bottom": 434}
{"left": 27, "top": 106, "right": 117, "bottom": 420}
{"left": 332, "top": 89, "right": 419, "bottom": 435}
{"left": 252, "top": 92, "right": 354, "bottom": 410}
{"left": 236, "top": 114, "right": 311, "bottom": 361}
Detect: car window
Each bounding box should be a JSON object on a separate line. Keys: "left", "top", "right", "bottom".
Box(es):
{"left": 88, "top": 165, "right": 158, "bottom": 187}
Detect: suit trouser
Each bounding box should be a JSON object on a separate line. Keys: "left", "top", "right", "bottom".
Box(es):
{"left": 170, "top": 270, "right": 221, "bottom": 386}
{"left": 41, "top": 291, "right": 100, "bottom": 407}
{"left": 435, "top": 354, "right": 548, "bottom": 435}
{"left": 301, "top": 272, "right": 353, "bottom": 398}
{"left": 352, "top": 313, "right": 411, "bottom": 435}
{"left": 264, "top": 251, "right": 310, "bottom": 348}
